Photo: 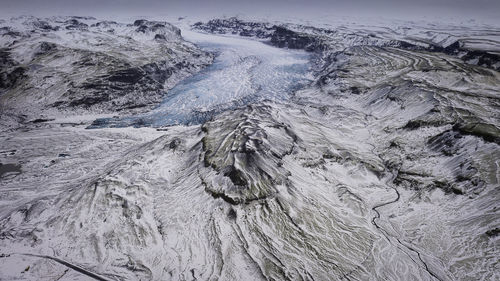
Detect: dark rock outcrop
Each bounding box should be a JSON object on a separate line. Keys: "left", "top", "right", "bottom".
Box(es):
{"left": 0, "top": 49, "right": 26, "bottom": 89}
{"left": 461, "top": 50, "right": 500, "bottom": 71}
{"left": 453, "top": 122, "right": 500, "bottom": 144}
{"left": 32, "top": 20, "right": 59, "bottom": 31}
{"left": 65, "top": 60, "right": 179, "bottom": 109}
{"left": 107, "top": 68, "right": 145, "bottom": 84}
{"left": 34, "top": 41, "right": 57, "bottom": 56}
{"left": 270, "top": 26, "right": 326, "bottom": 52}
{"left": 64, "top": 19, "right": 88, "bottom": 30}
{"left": 132, "top": 19, "right": 181, "bottom": 38}
{"left": 200, "top": 105, "right": 296, "bottom": 204}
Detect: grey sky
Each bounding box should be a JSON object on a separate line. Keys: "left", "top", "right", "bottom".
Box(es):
{"left": 1, "top": 0, "right": 499, "bottom": 22}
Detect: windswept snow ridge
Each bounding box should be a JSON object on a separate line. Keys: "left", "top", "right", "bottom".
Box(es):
{"left": 0, "top": 16, "right": 499, "bottom": 281}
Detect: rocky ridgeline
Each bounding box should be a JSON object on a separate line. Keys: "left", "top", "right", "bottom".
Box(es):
{"left": 200, "top": 105, "right": 297, "bottom": 205}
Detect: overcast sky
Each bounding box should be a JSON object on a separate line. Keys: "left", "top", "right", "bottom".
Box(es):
{"left": 2, "top": 0, "right": 499, "bottom": 23}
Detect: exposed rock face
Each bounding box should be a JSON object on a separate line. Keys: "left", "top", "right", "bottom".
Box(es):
{"left": 0, "top": 48, "right": 26, "bottom": 89}
{"left": 461, "top": 50, "right": 500, "bottom": 71}
{"left": 67, "top": 61, "right": 178, "bottom": 109}
{"left": 132, "top": 19, "right": 182, "bottom": 40}
{"left": 270, "top": 26, "right": 326, "bottom": 51}
{"left": 64, "top": 18, "right": 89, "bottom": 30}
{"left": 200, "top": 105, "right": 296, "bottom": 204}
{"left": 384, "top": 39, "right": 500, "bottom": 71}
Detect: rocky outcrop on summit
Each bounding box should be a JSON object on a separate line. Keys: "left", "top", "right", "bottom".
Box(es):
{"left": 132, "top": 19, "right": 182, "bottom": 41}
{"left": 200, "top": 105, "right": 297, "bottom": 204}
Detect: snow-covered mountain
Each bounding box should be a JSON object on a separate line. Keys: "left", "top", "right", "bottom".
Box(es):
{"left": 0, "top": 15, "right": 499, "bottom": 281}
{"left": 0, "top": 16, "right": 213, "bottom": 129}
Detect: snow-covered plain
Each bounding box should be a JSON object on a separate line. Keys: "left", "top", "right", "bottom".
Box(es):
{"left": 0, "top": 15, "right": 499, "bottom": 281}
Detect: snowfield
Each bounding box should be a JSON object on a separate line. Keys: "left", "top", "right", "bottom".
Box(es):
{"left": 0, "top": 15, "right": 499, "bottom": 281}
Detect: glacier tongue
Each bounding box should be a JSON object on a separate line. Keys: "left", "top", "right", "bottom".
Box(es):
{"left": 90, "top": 30, "right": 312, "bottom": 128}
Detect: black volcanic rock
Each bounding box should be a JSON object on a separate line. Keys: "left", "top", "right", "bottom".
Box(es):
{"left": 65, "top": 59, "right": 180, "bottom": 110}
{"left": 0, "top": 48, "right": 16, "bottom": 68}
{"left": 270, "top": 26, "right": 326, "bottom": 51}
{"left": 461, "top": 50, "right": 500, "bottom": 71}
{"left": 107, "top": 68, "right": 144, "bottom": 84}
{"left": 34, "top": 41, "right": 57, "bottom": 56}
{"left": 0, "top": 26, "right": 22, "bottom": 38}
{"left": 0, "top": 66, "right": 26, "bottom": 89}
{"left": 32, "top": 20, "right": 58, "bottom": 31}
{"left": 454, "top": 122, "right": 500, "bottom": 144}
{"left": 69, "top": 94, "right": 111, "bottom": 107}
{"left": 64, "top": 19, "right": 88, "bottom": 30}
{"left": 133, "top": 19, "right": 148, "bottom": 26}
{"left": 385, "top": 40, "right": 428, "bottom": 51}
{"left": 154, "top": 34, "right": 166, "bottom": 40}
{"left": 200, "top": 105, "right": 296, "bottom": 204}
{"left": 132, "top": 20, "right": 180, "bottom": 36}
{"left": 142, "top": 61, "right": 174, "bottom": 84}
{"left": 135, "top": 25, "right": 148, "bottom": 33}
{"left": 91, "top": 21, "right": 118, "bottom": 28}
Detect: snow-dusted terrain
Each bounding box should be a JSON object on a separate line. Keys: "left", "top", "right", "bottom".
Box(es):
{"left": 0, "top": 15, "right": 499, "bottom": 281}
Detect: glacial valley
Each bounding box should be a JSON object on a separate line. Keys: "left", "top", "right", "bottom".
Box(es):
{"left": 0, "top": 15, "right": 499, "bottom": 281}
